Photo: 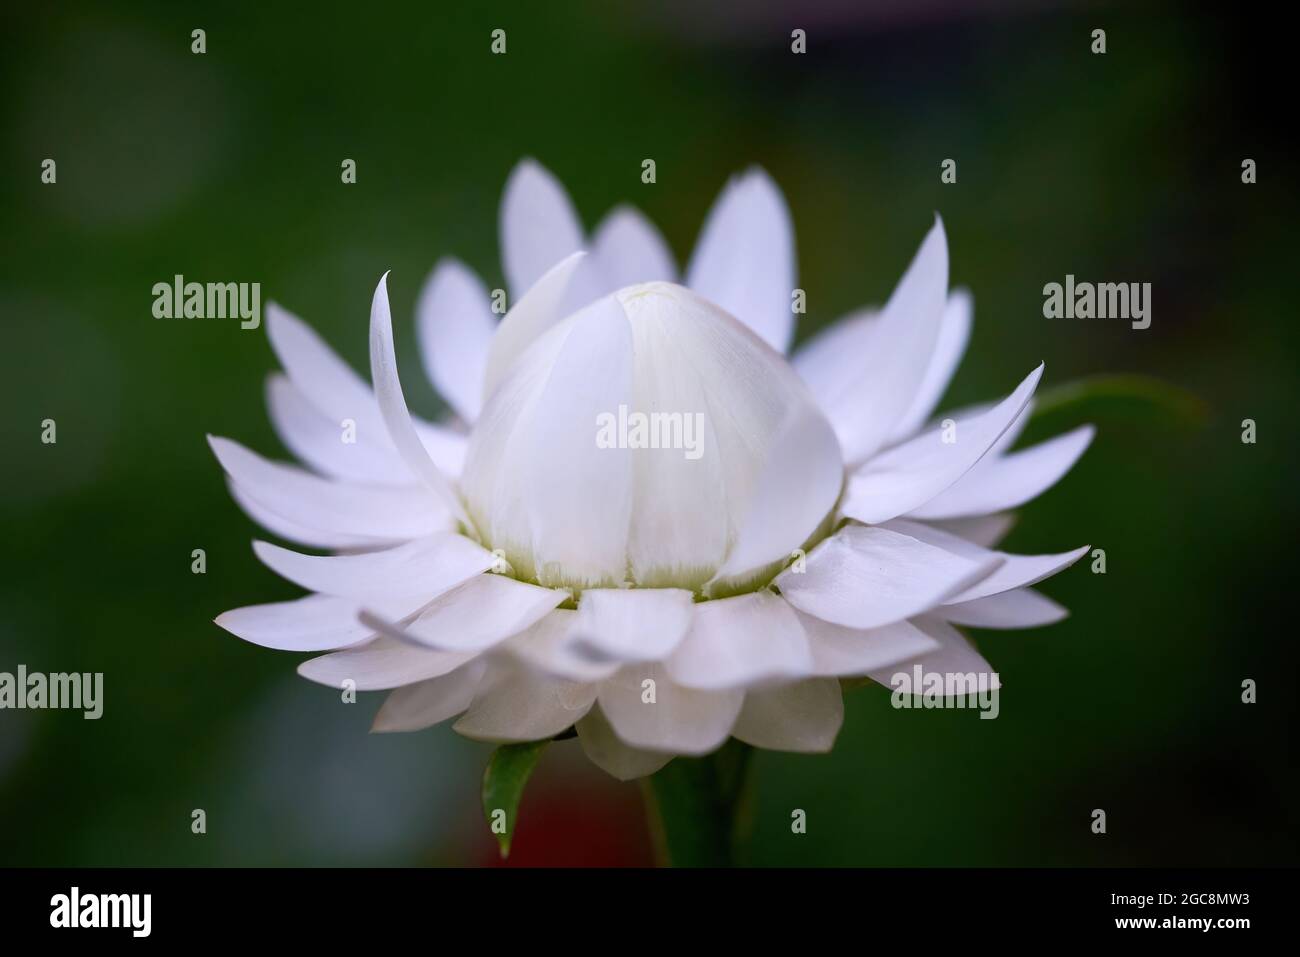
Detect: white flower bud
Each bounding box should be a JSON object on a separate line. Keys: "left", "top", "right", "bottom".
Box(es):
{"left": 461, "top": 282, "right": 842, "bottom": 592}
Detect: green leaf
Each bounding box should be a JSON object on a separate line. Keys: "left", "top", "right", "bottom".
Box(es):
{"left": 481, "top": 740, "right": 549, "bottom": 859}
{"left": 1030, "top": 374, "right": 1207, "bottom": 426}
{"left": 641, "top": 739, "right": 754, "bottom": 867}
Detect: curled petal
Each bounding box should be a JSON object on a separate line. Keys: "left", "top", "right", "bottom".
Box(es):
{"left": 369, "top": 273, "right": 470, "bottom": 526}
{"left": 885, "top": 519, "right": 1087, "bottom": 604}
{"left": 371, "top": 660, "right": 487, "bottom": 733}
{"left": 840, "top": 363, "right": 1043, "bottom": 525}
{"left": 209, "top": 436, "right": 450, "bottom": 543}
{"left": 776, "top": 525, "right": 1000, "bottom": 630}
{"left": 908, "top": 425, "right": 1095, "bottom": 520}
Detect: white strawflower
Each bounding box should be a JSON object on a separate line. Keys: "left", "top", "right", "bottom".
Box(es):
{"left": 210, "top": 159, "right": 1092, "bottom": 780}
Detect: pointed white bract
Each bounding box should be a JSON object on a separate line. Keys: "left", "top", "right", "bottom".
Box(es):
{"left": 590, "top": 205, "right": 676, "bottom": 293}
{"left": 685, "top": 168, "right": 796, "bottom": 353}
{"left": 823, "top": 217, "right": 949, "bottom": 464}
{"left": 210, "top": 436, "right": 451, "bottom": 542}
{"left": 210, "top": 159, "right": 1094, "bottom": 780}
{"left": 500, "top": 159, "right": 586, "bottom": 301}
{"left": 369, "top": 273, "right": 471, "bottom": 527}
{"left": 217, "top": 595, "right": 384, "bottom": 652}
{"left": 416, "top": 258, "right": 496, "bottom": 425}
{"left": 840, "top": 364, "right": 1045, "bottom": 525}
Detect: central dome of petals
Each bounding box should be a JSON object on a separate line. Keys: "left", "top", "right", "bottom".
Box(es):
{"left": 461, "top": 281, "right": 843, "bottom": 594}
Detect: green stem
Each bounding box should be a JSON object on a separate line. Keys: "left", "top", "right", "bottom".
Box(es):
{"left": 1030, "top": 373, "right": 1206, "bottom": 425}
{"left": 641, "top": 739, "right": 755, "bottom": 867}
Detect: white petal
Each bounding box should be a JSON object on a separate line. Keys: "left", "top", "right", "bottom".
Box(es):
{"left": 411, "top": 421, "right": 470, "bottom": 477}
{"left": 500, "top": 158, "right": 586, "bottom": 301}
{"left": 209, "top": 436, "right": 450, "bottom": 542}
{"left": 796, "top": 612, "right": 941, "bottom": 677}
{"left": 667, "top": 590, "right": 813, "bottom": 690}
{"left": 792, "top": 307, "right": 876, "bottom": 408}
{"left": 885, "top": 518, "right": 1088, "bottom": 604}
{"left": 775, "top": 524, "right": 999, "bottom": 630}
{"left": 368, "top": 573, "right": 566, "bottom": 652}
{"left": 868, "top": 617, "right": 1001, "bottom": 692}
{"left": 298, "top": 636, "right": 474, "bottom": 691}
{"left": 597, "top": 663, "right": 743, "bottom": 755}
{"left": 944, "top": 547, "right": 1089, "bottom": 604}
{"left": 590, "top": 205, "right": 676, "bottom": 292}
{"left": 504, "top": 610, "right": 623, "bottom": 683}
{"left": 927, "top": 393, "right": 1033, "bottom": 457}
{"left": 840, "top": 364, "right": 1043, "bottom": 525}
{"left": 685, "top": 168, "right": 796, "bottom": 353}
{"left": 369, "top": 273, "right": 470, "bottom": 525}
{"left": 824, "top": 218, "right": 949, "bottom": 463}
{"left": 571, "top": 587, "right": 695, "bottom": 662}
{"left": 940, "top": 588, "right": 1068, "bottom": 629}
{"left": 265, "top": 302, "right": 467, "bottom": 476}
{"left": 518, "top": 298, "right": 635, "bottom": 588}
{"left": 415, "top": 258, "right": 496, "bottom": 424}
{"left": 252, "top": 532, "right": 496, "bottom": 605}
{"left": 225, "top": 477, "right": 386, "bottom": 550}
{"left": 709, "top": 399, "right": 843, "bottom": 584}
{"left": 617, "top": 289, "right": 726, "bottom": 586}
{"left": 481, "top": 251, "right": 587, "bottom": 404}
{"left": 576, "top": 705, "right": 674, "bottom": 780}
{"left": 991, "top": 399, "right": 1034, "bottom": 456}
{"left": 371, "top": 660, "right": 487, "bottom": 732}
{"left": 453, "top": 659, "right": 596, "bottom": 742}
{"left": 908, "top": 425, "right": 1095, "bottom": 520}
{"left": 459, "top": 319, "right": 573, "bottom": 577}
{"left": 265, "top": 302, "right": 382, "bottom": 435}
{"left": 265, "top": 373, "right": 410, "bottom": 485}
{"left": 216, "top": 595, "right": 380, "bottom": 652}
{"left": 732, "top": 679, "right": 843, "bottom": 753}
{"left": 929, "top": 514, "right": 1017, "bottom": 549}
{"left": 888, "top": 288, "right": 973, "bottom": 441}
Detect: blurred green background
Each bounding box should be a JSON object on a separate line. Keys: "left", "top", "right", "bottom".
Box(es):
{"left": 1, "top": 0, "right": 1296, "bottom": 866}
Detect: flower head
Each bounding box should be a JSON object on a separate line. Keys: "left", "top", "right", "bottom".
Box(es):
{"left": 211, "top": 159, "right": 1092, "bottom": 779}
